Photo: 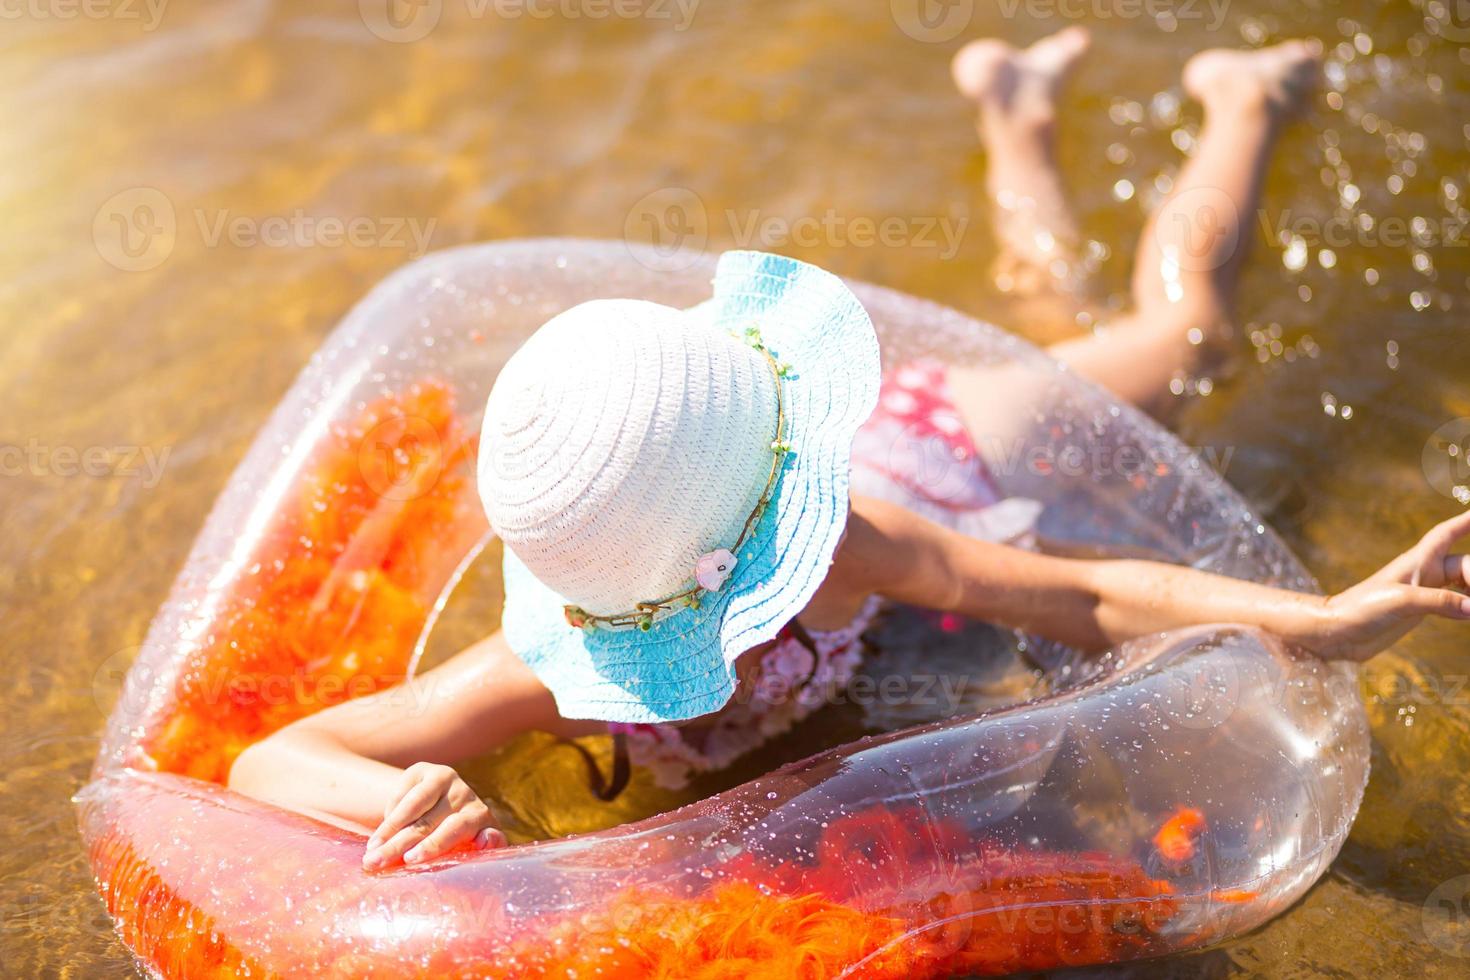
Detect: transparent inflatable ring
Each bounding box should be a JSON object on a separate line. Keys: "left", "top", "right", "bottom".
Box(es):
{"left": 77, "top": 239, "right": 1370, "bottom": 978}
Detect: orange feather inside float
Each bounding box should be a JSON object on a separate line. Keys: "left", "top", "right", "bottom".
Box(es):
{"left": 139, "top": 382, "right": 473, "bottom": 782}
{"left": 1154, "top": 806, "right": 1208, "bottom": 864}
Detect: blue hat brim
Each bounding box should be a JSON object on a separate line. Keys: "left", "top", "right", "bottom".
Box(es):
{"left": 499, "top": 250, "right": 881, "bottom": 723}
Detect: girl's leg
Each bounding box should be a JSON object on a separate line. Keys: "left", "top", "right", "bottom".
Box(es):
{"left": 1046, "top": 41, "right": 1320, "bottom": 419}
{"left": 951, "top": 27, "right": 1097, "bottom": 341}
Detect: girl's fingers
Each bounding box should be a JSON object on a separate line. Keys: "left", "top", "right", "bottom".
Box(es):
{"left": 367, "top": 806, "right": 446, "bottom": 870}
{"left": 1428, "top": 510, "right": 1470, "bottom": 550}
{"left": 474, "top": 826, "right": 508, "bottom": 850}
{"left": 1405, "top": 586, "right": 1470, "bottom": 619}
{"left": 1417, "top": 512, "right": 1470, "bottom": 567}
{"left": 367, "top": 768, "right": 428, "bottom": 850}
{"left": 403, "top": 809, "right": 492, "bottom": 865}
{"left": 1376, "top": 513, "right": 1470, "bottom": 587}
{"left": 374, "top": 774, "right": 451, "bottom": 847}
{"left": 1445, "top": 554, "right": 1469, "bottom": 591}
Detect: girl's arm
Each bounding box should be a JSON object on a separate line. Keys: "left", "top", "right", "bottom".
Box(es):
{"left": 839, "top": 495, "right": 1470, "bottom": 661}
{"left": 228, "top": 630, "right": 595, "bottom": 869}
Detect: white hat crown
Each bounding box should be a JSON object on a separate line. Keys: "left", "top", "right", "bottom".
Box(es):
{"left": 479, "top": 299, "right": 779, "bottom": 617}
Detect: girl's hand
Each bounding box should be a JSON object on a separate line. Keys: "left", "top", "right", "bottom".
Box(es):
{"left": 362, "top": 762, "right": 506, "bottom": 871}
{"left": 1290, "top": 511, "right": 1470, "bottom": 661}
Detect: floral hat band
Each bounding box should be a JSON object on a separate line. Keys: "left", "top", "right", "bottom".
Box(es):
{"left": 562, "top": 326, "right": 792, "bottom": 633}
{"left": 480, "top": 250, "right": 881, "bottom": 725}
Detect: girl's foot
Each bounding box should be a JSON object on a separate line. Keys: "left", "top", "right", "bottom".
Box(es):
{"left": 1182, "top": 40, "right": 1321, "bottom": 118}
{"left": 951, "top": 26, "right": 1092, "bottom": 132}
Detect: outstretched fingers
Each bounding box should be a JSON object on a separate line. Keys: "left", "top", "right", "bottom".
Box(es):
{"left": 1376, "top": 510, "right": 1470, "bottom": 587}
{"left": 1446, "top": 553, "right": 1470, "bottom": 591}
{"left": 1404, "top": 585, "right": 1470, "bottom": 620}
{"left": 1419, "top": 510, "right": 1470, "bottom": 559}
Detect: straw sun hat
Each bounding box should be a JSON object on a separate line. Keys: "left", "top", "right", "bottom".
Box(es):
{"left": 478, "top": 251, "right": 880, "bottom": 723}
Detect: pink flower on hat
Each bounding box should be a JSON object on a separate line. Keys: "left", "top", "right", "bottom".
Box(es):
{"left": 694, "top": 549, "right": 737, "bottom": 592}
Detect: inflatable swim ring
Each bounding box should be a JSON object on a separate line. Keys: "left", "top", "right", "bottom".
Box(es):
{"left": 77, "top": 239, "right": 1371, "bottom": 978}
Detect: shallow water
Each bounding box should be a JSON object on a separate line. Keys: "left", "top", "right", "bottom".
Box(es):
{"left": 4, "top": 0, "right": 1470, "bottom": 975}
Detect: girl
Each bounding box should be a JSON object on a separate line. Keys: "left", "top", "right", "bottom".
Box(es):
{"left": 230, "top": 30, "right": 1470, "bottom": 873}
